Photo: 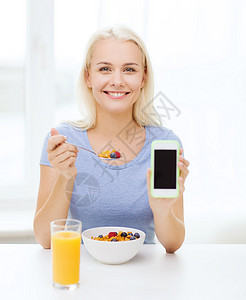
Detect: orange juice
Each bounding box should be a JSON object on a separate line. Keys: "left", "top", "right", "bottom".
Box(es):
{"left": 52, "top": 231, "right": 81, "bottom": 285}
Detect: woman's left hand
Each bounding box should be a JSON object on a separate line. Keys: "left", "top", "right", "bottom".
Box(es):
{"left": 146, "top": 148, "right": 190, "bottom": 214}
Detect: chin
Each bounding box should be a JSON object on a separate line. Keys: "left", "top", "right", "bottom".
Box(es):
{"left": 106, "top": 107, "right": 131, "bottom": 114}
{"left": 98, "top": 101, "right": 134, "bottom": 114}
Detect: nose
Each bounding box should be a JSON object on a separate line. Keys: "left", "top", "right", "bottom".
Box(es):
{"left": 110, "top": 70, "right": 125, "bottom": 87}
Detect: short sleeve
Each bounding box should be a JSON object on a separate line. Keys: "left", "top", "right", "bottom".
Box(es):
{"left": 40, "top": 131, "right": 52, "bottom": 167}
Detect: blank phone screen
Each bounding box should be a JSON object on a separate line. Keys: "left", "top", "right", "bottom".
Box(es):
{"left": 154, "top": 150, "right": 177, "bottom": 189}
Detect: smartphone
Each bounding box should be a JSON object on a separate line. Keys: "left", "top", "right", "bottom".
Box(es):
{"left": 151, "top": 140, "right": 180, "bottom": 198}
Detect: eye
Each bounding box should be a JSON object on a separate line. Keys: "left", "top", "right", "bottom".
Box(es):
{"left": 99, "top": 67, "right": 111, "bottom": 72}
{"left": 124, "top": 67, "right": 136, "bottom": 72}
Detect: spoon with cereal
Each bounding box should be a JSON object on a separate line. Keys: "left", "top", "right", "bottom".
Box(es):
{"left": 65, "top": 141, "right": 121, "bottom": 160}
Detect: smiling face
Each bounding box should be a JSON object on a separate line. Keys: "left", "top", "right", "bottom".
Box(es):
{"left": 86, "top": 38, "right": 146, "bottom": 115}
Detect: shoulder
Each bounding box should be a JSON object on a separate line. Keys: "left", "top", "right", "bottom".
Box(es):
{"left": 146, "top": 125, "right": 183, "bottom": 148}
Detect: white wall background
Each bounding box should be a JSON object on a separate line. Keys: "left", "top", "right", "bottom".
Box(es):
{"left": 0, "top": 0, "right": 245, "bottom": 244}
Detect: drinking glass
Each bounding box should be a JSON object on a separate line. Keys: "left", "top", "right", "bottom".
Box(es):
{"left": 51, "top": 219, "right": 82, "bottom": 290}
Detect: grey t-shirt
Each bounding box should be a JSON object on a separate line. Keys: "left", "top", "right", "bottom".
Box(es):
{"left": 40, "top": 123, "right": 183, "bottom": 243}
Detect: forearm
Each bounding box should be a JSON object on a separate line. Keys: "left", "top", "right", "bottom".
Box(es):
{"left": 33, "top": 173, "right": 75, "bottom": 249}
{"left": 153, "top": 204, "right": 185, "bottom": 253}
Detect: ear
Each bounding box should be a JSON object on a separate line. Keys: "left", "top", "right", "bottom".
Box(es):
{"left": 140, "top": 67, "right": 147, "bottom": 88}
{"left": 84, "top": 67, "right": 92, "bottom": 88}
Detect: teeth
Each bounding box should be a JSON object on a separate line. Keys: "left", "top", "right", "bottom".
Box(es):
{"left": 108, "top": 92, "right": 127, "bottom": 97}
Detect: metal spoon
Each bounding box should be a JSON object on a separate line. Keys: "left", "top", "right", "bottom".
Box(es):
{"left": 65, "top": 141, "right": 119, "bottom": 160}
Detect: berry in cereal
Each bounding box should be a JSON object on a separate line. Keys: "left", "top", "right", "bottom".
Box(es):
{"left": 114, "top": 151, "right": 121, "bottom": 158}
{"left": 108, "top": 232, "right": 117, "bottom": 238}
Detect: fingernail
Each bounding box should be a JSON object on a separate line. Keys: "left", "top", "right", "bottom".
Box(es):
{"left": 64, "top": 136, "right": 67, "bottom": 140}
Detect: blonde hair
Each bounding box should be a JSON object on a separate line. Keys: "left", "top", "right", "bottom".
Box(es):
{"left": 67, "top": 26, "right": 161, "bottom": 130}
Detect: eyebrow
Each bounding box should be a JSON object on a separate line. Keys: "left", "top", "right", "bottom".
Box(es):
{"left": 97, "top": 62, "right": 139, "bottom": 67}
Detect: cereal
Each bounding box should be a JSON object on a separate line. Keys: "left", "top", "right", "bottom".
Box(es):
{"left": 91, "top": 231, "right": 140, "bottom": 242}
{"left": 99, "top": 149, "right": 121, "bottom": 159}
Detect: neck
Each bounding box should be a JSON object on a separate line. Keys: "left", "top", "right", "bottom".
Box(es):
{"left": 91, "top": 107, "right": 140, "bottom": 140}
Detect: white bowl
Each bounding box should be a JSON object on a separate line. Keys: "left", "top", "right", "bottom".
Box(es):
{"left": 82, "top": 226, "right": 146, "bottom": 264}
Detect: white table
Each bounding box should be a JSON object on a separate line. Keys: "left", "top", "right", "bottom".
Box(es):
{"left": 0, "top": 244, "right": 245, "bottom": 300}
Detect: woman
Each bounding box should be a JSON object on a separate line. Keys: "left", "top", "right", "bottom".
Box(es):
{"left": 34, "top": 26, "right": 189, "bottom": 252}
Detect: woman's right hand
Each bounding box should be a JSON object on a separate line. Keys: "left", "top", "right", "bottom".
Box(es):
{"left": 47, "top": 128, "right": 79, "bottom": 179}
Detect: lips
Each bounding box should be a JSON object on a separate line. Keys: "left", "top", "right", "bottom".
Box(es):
{"left": 104, "top": 91, "right": 130, "bottom": 97}
{"left": 103, "top": 91, "right": 130, "bottom": 99}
